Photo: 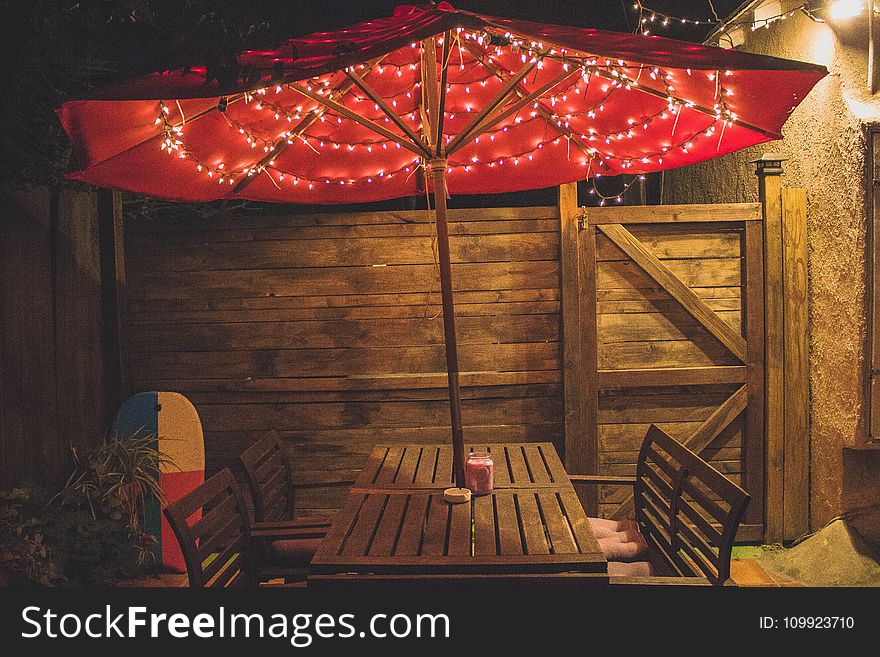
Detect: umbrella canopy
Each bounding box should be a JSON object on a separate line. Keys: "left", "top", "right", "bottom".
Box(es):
{"left": 58, "top": 2, "right": 825, "bottom": 203}
{"left": 58, "top": 2, "right": 825, "bottom": 489}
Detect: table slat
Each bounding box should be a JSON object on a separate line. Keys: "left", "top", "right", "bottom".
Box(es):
{"left": 517, "top": 491, "right": 550, "bottom": 555}
{"left": 356, "top": 447, "right": 390, "bottom": 487}
{"left": 421, "top": 495, "right": 449, "bottom": 556}
{"left": 447, "top": 499, "right": 472, "bottom": 557}
{"left": 375, "top": 446, "right": 404, "bottom": 485}
{"left": 494, "top": 491, "right": 523, "bottom": 556}
{"left": 341, "top": 494, "right": 387, "bottom": 556}
{"left": 473, "top": 494, "right": 497, "bottom": 556}
{"left": 316, "top": 492, "right": 366, "bottom": 557}
{"left": 488, "top": 444, "right": 512, "bottom": 487}
{"left": 539, "top": 491, "right": 578, "bottom": 554}
{"left": 559, "top": 490, "right": 602, "bottom": 556}
{"left": 370, "top": 494, "right": 407, "bottom": 556}
{"left": 394, "top": 493, "right": 429, "bottom": 556}
{"left": 413, "top": 446, "right": 438, "bottom": 485}
{"left": 394, "top": 446, "right": 421, "bottom": 485}
{"left": 506, "top": 445, "right": 533, "bottom": 486}
{"left": 539, "top": 443, "right": 569, "bottom": 484}
{"left": 523, "top": 444, "right": 552, "bottom": 484}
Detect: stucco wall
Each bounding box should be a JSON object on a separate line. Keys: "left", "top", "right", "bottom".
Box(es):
{"left": 662, "top": 10, "right": 880, "bottom": 538}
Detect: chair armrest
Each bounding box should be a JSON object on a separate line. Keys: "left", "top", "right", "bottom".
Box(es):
{"left": 569, "top": 474, "right": 637, "bottom": 486}
{"left": 251, "top": 519, "right": 332, "bottom": 531}
{"left": 250, "top": 526, "right": 328, "bottom": 542}
{"left": 610, "top": 575, "right": 712, "bottom": 586}
{"left": 291, "top": 480, "right": 356, "bottom": 490}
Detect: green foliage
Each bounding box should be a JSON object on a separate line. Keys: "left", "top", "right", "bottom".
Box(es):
{"left": 0, "top": 488, "right": 63, "bottom": 586}
{"left": 0, "top": 434, "right": 175, "bottom": 586}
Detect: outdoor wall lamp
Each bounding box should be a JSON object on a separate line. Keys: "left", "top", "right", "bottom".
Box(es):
{"left": 805, "top": 1, "right": 880, "bottom": 92}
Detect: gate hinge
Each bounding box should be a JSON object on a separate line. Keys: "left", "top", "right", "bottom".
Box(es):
{"left": 578, "top": 207, "right": 588, "bottom": 231}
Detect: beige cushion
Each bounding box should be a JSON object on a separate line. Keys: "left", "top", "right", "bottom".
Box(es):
{"left": 598, "top": 534, "right": 648, "bottom": 561}
{"left": 588, "top": 517, "right": 639, "bottom": 538}
{"left": 608, "top": 561, "right": 655, "bottom": 577}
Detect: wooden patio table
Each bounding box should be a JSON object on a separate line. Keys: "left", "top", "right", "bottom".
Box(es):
{"left": 310, "top": 443, "right": 608, "bottom": 582}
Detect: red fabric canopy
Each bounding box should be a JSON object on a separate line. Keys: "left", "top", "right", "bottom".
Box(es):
{"left": 58, "top": 3, "right": 826, "bottom": 203}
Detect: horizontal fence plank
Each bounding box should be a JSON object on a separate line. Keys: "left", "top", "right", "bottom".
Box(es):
{"left": 585, "top": 203, "right": 761, "bottom": 225}
{"left": 126, "top": 206, "right": 560, "bottom": 233}
{"left": 128, "top": 232, "right": 558, "bottom": 272}
{"left": 598, "top": 366, "right": 748, "bottom": 389}
{"left": 128, "top": 261, "right": 560, "bottom": 300}
{"left": 130, "top": 342, "right": 560, "bottom": 379}
{"left": 129, "top": 314, "right": 559, "bottom": 352}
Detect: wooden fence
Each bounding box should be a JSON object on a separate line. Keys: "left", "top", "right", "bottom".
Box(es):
{"left": 0, "top": 174, "right": 809, "bottom": 542}
{"left": 0, "top": 184, "right": 122, "bottom": 490}
{"left": 125, "top": 206, "right": 563, "bottom": 515}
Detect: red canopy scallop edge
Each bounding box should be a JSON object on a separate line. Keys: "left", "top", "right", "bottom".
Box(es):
{"left": 57, "top": 2, "right": 826, "bottom": 203}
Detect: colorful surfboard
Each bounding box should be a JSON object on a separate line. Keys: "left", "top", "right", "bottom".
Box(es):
{"left": 111, "top": 392, "right": 205, "bottom": 573}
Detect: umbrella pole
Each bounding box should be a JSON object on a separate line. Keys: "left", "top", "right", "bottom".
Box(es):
{"left": 430, "top": 159, "right": 466, "bottom": 489}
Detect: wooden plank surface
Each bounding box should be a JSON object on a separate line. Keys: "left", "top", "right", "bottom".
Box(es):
{"left": 314, "top": 490, "right": 605, "bottom": 573}
{"left": 559, "top": 182, "right": 583, "bottom": 485}
{"left": 577, "top": 222, "right": 600, "bottom": 514}
{"left": 125, "top": 204, "right": 565, "bottom": 516}
{"left": 760, "top": 170, "right": 785, "bottom": 545}
{"left": 582, "top": 205, "right": 762, "bottom": 540}
{"left": 352, "top": 443, "right": 568, "bottom": 489}
{"left": 597, "top": 223, "right": 747, "bottom": 362}
{"left": 584, "top": 203, "right": 761, "bottom": 224}
{"left": 313, "top": 442, "right": 606, "bottom": 575}
{"left": 743, "top": 220, "right": 766, "bottom": 533}
{"left": 782, "top": 188, "right": 809, "bottom": 541}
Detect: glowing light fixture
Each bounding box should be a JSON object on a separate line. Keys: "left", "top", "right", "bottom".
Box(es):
{"left": 827, "top": 0, "right": 864, "bottom": 20}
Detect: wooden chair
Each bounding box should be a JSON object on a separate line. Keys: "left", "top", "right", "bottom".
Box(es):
{"left": 164, "top": 468, "right": 325, "bottom": 587}
{"left": 163, "top": 468, "right": 254, "bottom": 587}
{"left": 240, "top": 430, "right": 354, "bottom": 529}
{"left": 571, "top": 424, "right": 751, "bottom": 586}
{"left": 239, "top": 431, "right": 354, "bottom": 577}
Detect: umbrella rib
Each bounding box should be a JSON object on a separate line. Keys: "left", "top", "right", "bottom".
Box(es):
{"left": 288, "top": 81, "right": 432, "bottom": 159}
{"left": 446, "top": 57, "right": 540, "bottom": 155}
{"left": 435, "top": 31, "right": 451, "bottom": 157}
{"left": 344, "top": 68, "right": 429, "bottom": 155}
{"left": 226, "top": 55, "right": 389, "bottom": 196}
{"left": 229, "top": 80, "right": 357, "bottom": 196}
{"left": 446, "top": 69, "right": 575, "bottom": 155}
{"left": 473, "top": 21, "right": 777, "bottom": 137}
{"left": 590, "top": 73, "right": 777, "bottom": 138}
{"left": 458, "top": 40, "right": 605, "bottom": 168}
{"left": 421, "top": 36, "right": 441, "bottom": 154}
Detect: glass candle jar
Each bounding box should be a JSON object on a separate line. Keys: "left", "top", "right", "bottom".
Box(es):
{"left": 465, "top": 452, "right": 494, "bottom": 495}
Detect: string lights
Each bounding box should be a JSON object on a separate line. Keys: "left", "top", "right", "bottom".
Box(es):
{"left": 630, "top": 1, "right": 814, "bottom": 36}
{"left": 153, "top": 26, "right": 748, "bottom": 195}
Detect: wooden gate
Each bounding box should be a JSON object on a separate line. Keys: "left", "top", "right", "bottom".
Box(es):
{"left": 573, "top": 203, "right": 764, "bottom": 541}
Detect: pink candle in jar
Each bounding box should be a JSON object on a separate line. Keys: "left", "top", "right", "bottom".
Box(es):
{"left": 465, "top": 452, "right": 494, "bottom": 495}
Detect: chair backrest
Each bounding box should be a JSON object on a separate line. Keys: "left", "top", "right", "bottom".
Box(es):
{"left": 239, "top": 430, "right": 293, "bottom": 523}
{"left": 634, "top": 425, "right": 751, "bottom": 586}
{"left": 163, "top": 468, "right": 252, "bottom": 587}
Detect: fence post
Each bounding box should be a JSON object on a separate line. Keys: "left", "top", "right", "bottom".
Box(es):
{"left": 781, "top": 188, "right": 809, "bottom": 541}
{"left": 559, "top": 182, "right": 597, "bottom": 514}
{"left": 97, "top": 188, "right": 128, "bottom": 421}
{"left": 754, "top": 154, "right": 785, "bottom": 545}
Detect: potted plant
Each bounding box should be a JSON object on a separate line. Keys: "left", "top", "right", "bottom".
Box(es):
{"left": 0, "top": 433, "right": 174, "bottom": 586}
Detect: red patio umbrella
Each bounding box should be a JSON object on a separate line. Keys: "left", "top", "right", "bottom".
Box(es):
{"left": 57, "top": 2, "right": 825, "bottom": 491}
